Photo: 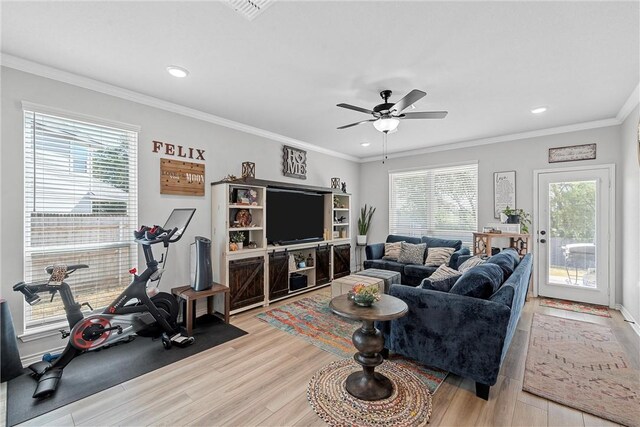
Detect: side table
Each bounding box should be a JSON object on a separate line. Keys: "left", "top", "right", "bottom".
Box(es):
{"left": 330, "top": 293, "right": 408, "bottom": 401}
{"left": 171, "top": 283, "right": 230, "bottom": 336}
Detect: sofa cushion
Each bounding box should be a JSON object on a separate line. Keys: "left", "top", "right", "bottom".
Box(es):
{"left": 449, "top": 263, "right": 505, "bottom": 299}
{"left": 397, "top": 242, "right": 426, "bottom": 265}
{"left": 425, "top": 247, "right": 455, "bottom": 267}
{"left": 383, "top": 242, "right": 403, "bottom": 261}
{"left": 421, "top": 236, "right": 463, "bottom": 251}
{"left": 489, "top": 284, "right": 515, "bottom": 307}
{"left": 363, "top": 259, "right": 405, "bottom": 273}
{"left": 404, "top": 264, "right": 437, "bottom": 279}
{"left": 458, "top": 256, "right": 486, "bottom": 273}
{"left": 486, "top": 249, "right": 520, "bottom": 278}
{"left": 387, "top": 235, "right": 422, "bottom": 244}
{"left": 420, "top": 265, "right": 461, "bottom": 292}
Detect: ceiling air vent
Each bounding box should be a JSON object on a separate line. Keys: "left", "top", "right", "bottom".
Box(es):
{"left": 224, "top": 0, "right": 273, "bottom": 21}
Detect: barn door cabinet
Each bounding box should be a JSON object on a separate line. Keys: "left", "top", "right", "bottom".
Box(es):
{"left": 315, "top": 245, "right": 332, "bottom": 285}
{"left": 333, "top": 244, "right": 351, "bottom": 279}
{"left": 268, "top": 252, "right": 289, "bottom": 300}
{"left": 228, "top": 256, "right": 265, "bottom": 311}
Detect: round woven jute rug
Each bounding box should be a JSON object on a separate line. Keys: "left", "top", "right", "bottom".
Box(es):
{"left": 307, "top": 358, "right": 432, "bottom": 427}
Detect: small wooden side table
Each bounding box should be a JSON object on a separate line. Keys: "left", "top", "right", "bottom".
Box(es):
{"left": 473, "top": 232, "right": 531, "bottom": 258}
{"left": 171, "top": 283, "right": 230, "bottom": 336}
{"left": 330, "top": 294, "right": 408, "bottom": 401}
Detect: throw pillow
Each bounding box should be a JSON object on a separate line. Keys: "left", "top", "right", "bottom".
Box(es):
{"left": 458, "top": 256, "right": 486, "bottom": 273}
{"left": 424, "top": 247, "right": 455, "bottom": 267}
{"left": 449, "top": 263, "right": 505, "bottom": 299}
{"left": 383, "top": 242, "right": 403, "bottom": 261}
{"left": 397, "top": 242, "right": 426, "bottom": 265}
{"left": 486, "top": 249, "right": 520, "bottom": 278}
{"left": 420, "top": 264, "right": 462, "bottom": 292}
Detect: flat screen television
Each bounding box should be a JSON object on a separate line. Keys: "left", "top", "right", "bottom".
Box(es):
{"left": 266, "top": 188, "right": 324, "bottom": 245}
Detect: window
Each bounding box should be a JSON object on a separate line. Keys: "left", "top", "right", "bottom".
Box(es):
{"left": 23, "top": 108, "right": 138, "bottom": 331}
{"left": 389, "top": 163, "right": 478, "bottom": 247}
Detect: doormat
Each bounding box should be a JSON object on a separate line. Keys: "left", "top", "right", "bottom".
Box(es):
{"left": 6, "top": 315, "right": 247, "bottom": 426}
{"left": 539, "top": 297, "right": 611, "bottom": 317}
{"left": 523, "top": 313, "right": 639, "bottom": 427}
{"left": 256, "top": 294, "right": 447, "bottom": 394}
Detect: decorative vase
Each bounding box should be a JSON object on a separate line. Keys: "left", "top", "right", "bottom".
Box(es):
{"left": 507, "top": 214, "right": 520, "bottom": 225}
{"left": 356, "top": 235, "right": 367, "bottom": 245}
{"left": 354, "top": 293, "right": 375, "bottom": 307}
{"left": 236, "top": 241, "right": 243, "bottom": 250}
{"left": 347, "top": 290, "right": 355, "bottom": 301}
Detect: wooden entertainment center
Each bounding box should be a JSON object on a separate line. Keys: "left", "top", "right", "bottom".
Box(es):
{"left": 211, "top": 178, "right": 352, "bottom": 314}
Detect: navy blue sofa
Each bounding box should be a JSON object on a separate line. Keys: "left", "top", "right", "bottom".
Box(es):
{"left": 364, "top": 234, "right": 470, "bottom": 286}
{"left": 381, "top": 250, "right": 532, "bottom": 400}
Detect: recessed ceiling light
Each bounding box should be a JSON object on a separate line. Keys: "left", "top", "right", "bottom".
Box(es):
{"left": 167, "top": 65, "right": 189, "bottom": 78}
{"left": 531, "top": 106, "right": 547, "bottom": 114}
{"left": 360, "top": 142, "right": 371, "bottom": 147}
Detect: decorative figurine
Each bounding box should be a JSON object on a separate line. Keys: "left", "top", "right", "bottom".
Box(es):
{"left": 341, "top": 182, "right": 347, "bottom": 193}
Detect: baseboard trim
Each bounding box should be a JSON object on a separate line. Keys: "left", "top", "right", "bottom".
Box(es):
{"left": 616, "top": 304, "right": 640, "bottom": 337}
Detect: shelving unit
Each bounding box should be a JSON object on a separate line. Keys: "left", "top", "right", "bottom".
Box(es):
{"left": 212, "top": 178, "right": 352, "bottom": 314}
{"left": 331, "top": 193, "right": 351, "bottom": 240}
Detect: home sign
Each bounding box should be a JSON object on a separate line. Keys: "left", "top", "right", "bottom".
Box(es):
{"left": 160, "top": 159, "right": 205, "bottom": 196}
{"left": 282, "top": 145, "right": 307, "bottom": 180}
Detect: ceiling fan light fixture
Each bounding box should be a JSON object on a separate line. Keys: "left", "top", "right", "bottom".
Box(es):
{"left": 373, "top": 117, "right": 400, "bottom": 133}
{"left": 166, "top": 65, "right": 189, "bottom": 78}
{"left": 531, "top": 106, "right": 547, "bottom": 114}
{"left": 360, "top": 142, "right": 371, "bottom": 147}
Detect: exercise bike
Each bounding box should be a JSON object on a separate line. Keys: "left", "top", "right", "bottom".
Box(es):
{"left": 13, "top": 208, "right": 196, "bottom": 398}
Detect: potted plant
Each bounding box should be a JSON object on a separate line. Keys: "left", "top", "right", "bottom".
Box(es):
{"left": 230, "top": 231, "right": 245, "bottom": 250}
{"left": 357, "top": 204, "right": 376, "bottom": 245}
{"left": 501, "top": 206, "right": 531, "bottom": 234}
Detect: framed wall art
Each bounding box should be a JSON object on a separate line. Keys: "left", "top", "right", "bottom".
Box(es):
{"left": 494, "top": 171, "right": 516, "bottom": 219}
{"left": 282, "top": 145, "right": 307, "bottom": 179}
{"left": 548, "top": 143, "right": 596, "bottom": 163}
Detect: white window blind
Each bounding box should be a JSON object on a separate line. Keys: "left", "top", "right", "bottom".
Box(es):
{"left": 389, "top": 163, "right": 478, "bottom": 246}
{"left": 23, "top": 109, "right": 138, "bottom": 331}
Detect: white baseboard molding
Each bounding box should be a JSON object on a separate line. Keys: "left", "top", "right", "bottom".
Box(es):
{"left": 616, "top": 304, "right": 640, "bottom": 337}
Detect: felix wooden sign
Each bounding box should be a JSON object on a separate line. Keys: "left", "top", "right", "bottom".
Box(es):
{"left": 153, "top": 140, "right": 205, "bottom": 161}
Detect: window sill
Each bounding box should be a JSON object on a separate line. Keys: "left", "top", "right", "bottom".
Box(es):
{"left": 18, "top": 322, "right": 68, "bottom": 342}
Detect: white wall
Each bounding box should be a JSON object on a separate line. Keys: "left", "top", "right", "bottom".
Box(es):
{"left": 359, "top": 126, "right": 624, "bottom": 303}
{"left": 620, "top": 105, "right": 640, "bottom": 322}
{"left": 1, "top": 66, "right": 360, "bottom": 358}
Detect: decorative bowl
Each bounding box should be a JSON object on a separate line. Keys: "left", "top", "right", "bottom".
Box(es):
{"left": 354, "top": 293, "right": 375, "bottom": 307}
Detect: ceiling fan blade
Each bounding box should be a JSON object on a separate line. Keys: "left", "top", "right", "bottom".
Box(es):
{"left": 337, "top": 103, "right": 375, "bottom": 115}
{"left": 337, "top": 119, "right": 376, "bottom": 129}
{"left": 400, "top": 111, "right": 448, "bottom": 119}
{"left": 390, "top": 89, "right": 427, "bottom": 114}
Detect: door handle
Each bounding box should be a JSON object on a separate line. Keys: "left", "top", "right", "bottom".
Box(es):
{"left": 540, "top": 239, "right": 547, "bottom": 243}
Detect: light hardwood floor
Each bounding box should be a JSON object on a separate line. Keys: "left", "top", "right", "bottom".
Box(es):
{"left": 5, "top": 290, "right": 639, "bottom": 427}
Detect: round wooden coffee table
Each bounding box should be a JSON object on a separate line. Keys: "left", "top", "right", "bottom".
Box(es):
{"left": 330, "top": 293, "right": 408, "bottom": 401}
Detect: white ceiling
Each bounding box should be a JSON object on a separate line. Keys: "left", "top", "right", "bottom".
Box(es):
{"left": 2, "top": 1, "right": 638, "bottom": 160}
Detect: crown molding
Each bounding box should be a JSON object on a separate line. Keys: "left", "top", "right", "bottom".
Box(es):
{"left": 1, "top": 53, "right": 359, "bottom": 162}
{"left": 616, "top": 83, "right": 640, "bottom": 123}
{"left": 360, "top": 118, "right": 621, "bottom": 163}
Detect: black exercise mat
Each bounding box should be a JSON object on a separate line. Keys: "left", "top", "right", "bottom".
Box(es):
{"left": 6, "top": 315, "right": 247, "bottom": 426}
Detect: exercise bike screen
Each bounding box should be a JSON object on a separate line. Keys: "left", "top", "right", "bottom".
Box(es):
{"left": 163, "top": 208, "right": 196, "bottom": 237}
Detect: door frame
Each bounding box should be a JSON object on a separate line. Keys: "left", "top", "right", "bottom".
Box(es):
{"left": 532, "top": 164, "right": 616, "bottom": 308}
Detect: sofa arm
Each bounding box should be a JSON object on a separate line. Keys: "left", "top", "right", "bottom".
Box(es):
{"left": 387, "top": 284, "right": 511, "bottom": 386}
{"left": 449, "top": 247, "right": 470, "bottom": 268}
{"left": 366, "top": 243, "right": 384, "bottom": 260}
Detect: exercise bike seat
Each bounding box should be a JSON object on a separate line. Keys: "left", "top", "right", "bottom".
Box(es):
{"left": 28, "top": 361, "right": 51, "bottom": 377}
{"left": 32, "top": 367, "right": 63, "bottom": 399}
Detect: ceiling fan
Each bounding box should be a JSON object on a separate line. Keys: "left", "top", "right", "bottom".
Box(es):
{"left": 337, "top": 89, "right": 447, "bottom": 133}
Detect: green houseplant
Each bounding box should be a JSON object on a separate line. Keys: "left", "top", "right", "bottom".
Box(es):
{"left": 230, "top": 231, "right": 245, "bottom": 250}
{"left": 501, "top": 206, "right": 531, "bottom": 234}
{"left": 357, "top": 204, "right": 376, "bottom": 245}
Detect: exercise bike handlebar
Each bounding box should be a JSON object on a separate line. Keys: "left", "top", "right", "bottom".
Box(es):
{"left": 135, "top": 227, "right": 179, "bottom": 246}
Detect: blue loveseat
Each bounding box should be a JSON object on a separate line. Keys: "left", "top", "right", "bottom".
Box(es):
{"left": 364, "top": 234, "right": 470, "bottom": 286}
{"left": 380, "top": 250, "right": 532, "bottom": 399}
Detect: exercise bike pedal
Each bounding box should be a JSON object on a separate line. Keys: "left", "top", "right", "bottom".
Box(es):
{"left": 32, "top": 367, "right": 63, "bottom": 399}
{"left": 170, "top": 333, "right": 195, "bottom": 348}
{"left": 28, "top": 361, "right": 51, "bottom": 377}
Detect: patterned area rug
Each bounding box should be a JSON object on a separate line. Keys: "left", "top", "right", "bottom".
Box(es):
{"left": 539, "top": 297, "right": 611, "bottom": 317}
{"left": 256, "top": 294, "right": 447, "bottom": 393}
{"left": 523, "top": 313, "right": 639, "bottom": 427}
{"left": 307, "top": 358, "right": 431, "bottom": 427}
